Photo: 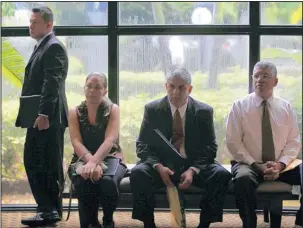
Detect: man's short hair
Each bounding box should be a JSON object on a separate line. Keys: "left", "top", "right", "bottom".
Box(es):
{"left": 166, "top": 67, "right": 192, "bottom": 85}
{"left": 253, "top": 61, "right": 277, "bottom": 78}
{"left": 32, "top": 6, "right": 54, "bottom": 23}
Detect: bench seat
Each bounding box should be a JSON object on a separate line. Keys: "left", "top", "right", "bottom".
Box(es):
{"left": 119, "top": 164, "right": 295, "bottom": 194}
{"left": 63, "top": 164, "right": 300, "bottom": 227}
{"left": 119, "top": 176, "right": 294, "bottom": 194}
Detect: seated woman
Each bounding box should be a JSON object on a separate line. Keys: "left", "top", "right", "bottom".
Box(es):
{"left": 68, "top": 72, "right": 127, "bottom": 228}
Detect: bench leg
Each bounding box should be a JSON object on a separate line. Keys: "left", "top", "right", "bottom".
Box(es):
{"left": 263, "top": 207, "right": 269, "bottom": 223}
{"left": 269, "top": 200, "right": 283, "bottom": 228}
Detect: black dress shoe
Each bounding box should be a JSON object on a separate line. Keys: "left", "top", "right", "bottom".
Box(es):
{"left": 21, "top": 211, "right": 60, "bottom": 227}
{"left": 103, "top": 220, "right": 115, "bottom": 228}
{"left": 143, "top": 221, "right": 157, "bottom": 228}
{"left": 197, "top": 223, "right": 210, "bottom": 228}
{"left": 89, "top": 223, "right": 102, "bottom": 228}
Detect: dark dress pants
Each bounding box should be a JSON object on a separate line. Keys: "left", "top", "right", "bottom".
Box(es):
{"left": 24, "top": 127, "right": 65, "bottom": 217}
{"left": 73, "top": 163, "right": 127, "bottom": 228}
{"left": 231, "top": 162, "right": 302, "bottom": 228}
{"left": 130, "top": 161, "right": 231, "bottom": 224}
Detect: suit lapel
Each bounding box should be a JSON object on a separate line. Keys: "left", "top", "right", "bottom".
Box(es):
{"left": 158, "top": 96, "right": 173, "bottom": 140}
{"left": 185, "top": 97, "right": 195, "bottom": 149}
{"left": 26, "top": 33, "right": 53, "bottom": 68}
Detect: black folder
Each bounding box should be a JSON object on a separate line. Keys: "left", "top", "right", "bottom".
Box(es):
{"left": 18, "top": 95, "right": 41, "bottom": 128}
{"left": 103, "top": 157, "right": 120, "bottom": 176}
{"left": 153, "top": 129, "right": 186, "bottom": 163}
{"left": 153, "top": 129, "right": 186, "bottom": 184}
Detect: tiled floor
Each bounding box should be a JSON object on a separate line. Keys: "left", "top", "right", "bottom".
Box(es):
{"left": 1, "top": 211, "right": 297, "bottom": 228}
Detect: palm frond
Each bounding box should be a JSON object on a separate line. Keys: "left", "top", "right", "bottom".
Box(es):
{"left": 2, "top": 38, "right": 25, "bottom": 88}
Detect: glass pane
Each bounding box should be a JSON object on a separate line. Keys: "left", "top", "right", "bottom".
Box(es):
{"left": 261, "top": 2, "right": 302, "bottom": 25}
{"left": 2, "top": 35, "right": 108, "bottom": 205}
{"left": 119, "top": 35, "right": 249, "bottom": 164}
{"left": 260, "top": 35, "right": 302, "bottom": 154}
{"left": 2, "top": 2, "right": 108, "bottom": 26}
{"left": 119, "top": 2, "right": 249, "bottom": 25}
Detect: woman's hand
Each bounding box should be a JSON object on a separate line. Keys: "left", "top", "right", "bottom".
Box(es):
{"left": 91, "top": 165, "right": 103, "bottom": 182}
{"left": 80, "top": 161, "right": 102, "bottom": 182}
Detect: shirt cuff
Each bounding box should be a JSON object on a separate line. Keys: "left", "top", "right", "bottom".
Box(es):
{"left": 189, "top": 166, "right": 200, "bottom": 174}
{"left": 38, "top": 114, "right": 48, "bottom": 118}
{"left": 278, "top": 156, "right": 294, "bottom": 167}
{"left": 153, "top": 163, "right": 161, "bottom": 170}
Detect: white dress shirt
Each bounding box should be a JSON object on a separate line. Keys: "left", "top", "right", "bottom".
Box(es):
{"left": 36, "top": 31, "right": 53, "bottom": 49}
{"left": 226, "top": 92, "right": 301, "bottom": 166}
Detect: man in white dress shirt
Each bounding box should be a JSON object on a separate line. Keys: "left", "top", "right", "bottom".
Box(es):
{"left": 226, "top": 61, "right": 302, "bottom": 228}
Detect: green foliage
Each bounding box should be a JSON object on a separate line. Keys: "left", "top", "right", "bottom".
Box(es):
{"left": 2, "top": 38, "right": 25, "bottom": 88}
{"left": 120, "top": 2, "right": 153, "bottom": 24}
{"left": 68, "top": 56, "right": 85, "bottom": 75}
{"left": 1, "top": 2, "right": 16, "bottom": 17}
{"left": 261, "top": 48, "right": 302, "bottom": 65}
{"left": 216, "top": 2, "right": 239, "bottom": 24}
{"left": 44, "top": 2, "right": 88, "bottom": 26}
{"left": 263, "top": 2, "right": 302, "bottom": 25}
{"left": 2, "top": 99, "right": 27, "bottom": 181}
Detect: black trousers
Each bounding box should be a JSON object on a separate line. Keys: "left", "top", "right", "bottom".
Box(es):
{"left": 231, "top": 162, "right": 302, "bottom": 228}
{"left": 73, "top": 163, "right": 127, "bottom": 228}
{"left": 130, "top": 161, "right": 231, "bottom": 224}
{"left": 24, "top": 127, "right": 65, "bottom": 216}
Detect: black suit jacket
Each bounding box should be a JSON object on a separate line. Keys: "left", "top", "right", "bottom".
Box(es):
{"left": 15, "top": 33, "right": 69, "bottom": 128}
{"left": 136, "top": 96, "right": 218, "bottom": 170}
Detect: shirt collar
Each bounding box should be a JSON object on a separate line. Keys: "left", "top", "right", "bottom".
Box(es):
{"left": 169, "top": 98, "right": 188, "bottom": 119}
{"left": 252, "top": 92, "right": 274, "bottom": 107}
{"left": 36, "top": 31, "right": 53, "bottom": 48}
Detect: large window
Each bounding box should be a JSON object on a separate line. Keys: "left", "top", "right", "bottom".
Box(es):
{"left": 260, "top": 35, "right": 302, "bottom": 148}
{"left": 261, "top": 2, "right": 302, "bottom": 25}
{"left": 2, "top": 2, "right": 108, "bottom": 26}
{"left": 119, "top": 35, "right": 249, "bottom": 163}
{"left": 119, "top": 2, "right": 249, "bottom": 25}
{"left": 1, "top": 2, "right": 302, "bottom": 208}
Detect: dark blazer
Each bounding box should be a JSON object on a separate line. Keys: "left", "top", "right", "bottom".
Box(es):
{"left": 15, "top": 33, "right": 69, "bottom": 128}
{"left": 136, "top": 96, "right": 218, "bottom": 170}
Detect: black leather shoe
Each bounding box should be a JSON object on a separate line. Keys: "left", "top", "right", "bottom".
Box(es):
{"left": 103, "top": 220, "right": 115, "bottom": 228}
{"left": 197, "top": 222, "right": 210, "bottom": 228}
{"left": 89, "top": 223, "right": 102, "bottom": 228}
{"left": 21, "top": 211, "right": 60, "bottom": 227}
{"left": 143, "top": 221, "right": 157, "bottom": 228}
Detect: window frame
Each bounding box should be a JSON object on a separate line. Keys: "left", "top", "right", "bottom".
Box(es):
{"left": 1, "top": 1, "right": 302, "bottom": 211}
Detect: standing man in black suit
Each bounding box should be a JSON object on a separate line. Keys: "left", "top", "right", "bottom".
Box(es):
{"left": 15, "top": 6, "right": 69, "bottom": 227}
{"left": 130, "top": 68, "right": 231, "bottom": 228}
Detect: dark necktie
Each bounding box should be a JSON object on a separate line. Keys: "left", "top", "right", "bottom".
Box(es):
{"left": 262, "top": 100, "right": 275, "bottom": 162}
{"left": 171, "top": 109, "right": 184, "bottom": 153}
{"left": 29, "top": 45, "right": 37, "bottom": 60}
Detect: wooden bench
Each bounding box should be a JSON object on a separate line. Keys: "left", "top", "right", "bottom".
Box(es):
{"left": 63, "top": 164, "right": 300, "bottom": 227}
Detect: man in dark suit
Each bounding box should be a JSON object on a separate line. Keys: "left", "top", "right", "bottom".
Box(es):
{"left": 15, "top": 6, "right": 68, "bottom": 227}
{"left": 130, "top": 68, "right": 231, "bottom": 228}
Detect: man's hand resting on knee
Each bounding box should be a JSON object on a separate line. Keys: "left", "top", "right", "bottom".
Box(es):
{"left": 263, "top": 161, "right": 285, "bottom": 180}
{"left": 178, "top": 168, "right": 195, "bottom": 190}
{"left": 252, "top": 161, "right": 285, "bottom": 180}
